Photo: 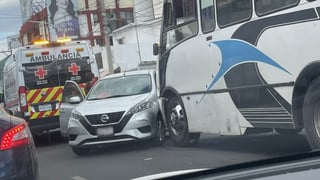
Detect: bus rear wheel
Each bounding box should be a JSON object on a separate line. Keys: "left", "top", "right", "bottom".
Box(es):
{"left": 166, "top": 95, "right": 200, "bottom": 146}
{"left": 303, "top": 76, "right": 320, "bottom": 150}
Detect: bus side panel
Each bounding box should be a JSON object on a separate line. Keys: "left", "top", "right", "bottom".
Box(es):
{"left": 257, "top": 20, "right": 320, "bottom": 103}
{"left": 165, "top": 36, "right": 250, "bottom": 135}
{"left": 221, "top": 7, "right": 320, "bottom": 129}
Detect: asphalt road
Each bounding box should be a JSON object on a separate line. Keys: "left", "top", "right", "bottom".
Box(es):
{"left": 35, "top": 132, "right": 311, "bottom": 180}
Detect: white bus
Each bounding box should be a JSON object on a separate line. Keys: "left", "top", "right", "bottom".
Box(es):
{"left": 154, "top": 0, "right": 320, "bottom": 149}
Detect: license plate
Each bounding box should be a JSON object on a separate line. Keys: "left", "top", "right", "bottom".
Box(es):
{"left": 97, "top": 127, "right": 114, "bottom": 137}
{"left": 38, "top": 104, "right": 52, "bottom": 112}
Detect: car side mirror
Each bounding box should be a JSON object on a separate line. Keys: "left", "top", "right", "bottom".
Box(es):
{"left": 70, "top": 96, "right": 82, "bottom": 104}
{"left": 153, "top": 43, "right": 159, "bottom": 56}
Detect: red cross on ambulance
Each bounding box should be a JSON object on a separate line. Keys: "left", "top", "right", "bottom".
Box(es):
{"left": 68, "top": 63, "right": 81, "bottom": 75}
{"left": 34, "top": 66, "right": 47, "bottom": 79}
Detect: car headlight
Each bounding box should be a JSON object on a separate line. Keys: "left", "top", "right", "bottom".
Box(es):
{"left": 128, "top": 101, "right": 153, "bottom": 115}
{"left": 71, "top": 110, "right": 85, "bottom": 121}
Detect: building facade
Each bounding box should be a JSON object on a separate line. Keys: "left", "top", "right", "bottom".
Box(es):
{"left": 19, "top": 0, "right": 134, "bottom": 46}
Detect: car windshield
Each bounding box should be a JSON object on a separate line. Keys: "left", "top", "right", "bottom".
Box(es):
{"left": 3, "top": 0, "right": 320, "bottom": 180}
{"left": 87, "top": 74, "right": 152, "bottom": 100}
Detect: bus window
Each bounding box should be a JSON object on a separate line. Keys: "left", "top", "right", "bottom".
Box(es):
{"left": 200, "top": 0, "right": 215, "bottom": 33}
{"left": 174, "top": 0, "right": 196, "bottom": 25}
{"left": 217, "top": 0, "right": 252, "bottom": 28}
{"left": 165, "top": 21, "right": 198, "bottom": 49}
{"left": 255, "top": 0, "right": 299, "bottom": 16}
{"left": 163, "top": 0, "right": 174, "bottom": 30}
{"left": 162, "top": 0, "right": 198, "bottom": 51}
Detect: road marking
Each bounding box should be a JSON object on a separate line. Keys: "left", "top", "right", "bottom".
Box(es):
{"left": 144, "top": 158, "right": 152, "bottom": 161}
{"left": 72, "top": 176, "right": 88, "bottom": 180}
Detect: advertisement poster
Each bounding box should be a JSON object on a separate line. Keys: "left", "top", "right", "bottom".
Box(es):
{"left": 47, "top": 0, "right": 80, "bottom": 40}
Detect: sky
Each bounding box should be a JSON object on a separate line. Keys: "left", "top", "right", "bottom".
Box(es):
{"left": 0, "top": 0, "right": 22, "bottom": 41}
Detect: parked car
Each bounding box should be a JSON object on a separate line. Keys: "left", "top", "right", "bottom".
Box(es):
{"left": 59, "top": 70, "right": 166, "bottom": 156}
{"left": 0, "top": 105, "right": 38, "bottom": 180}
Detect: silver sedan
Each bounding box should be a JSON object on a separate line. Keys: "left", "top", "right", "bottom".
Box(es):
{"left": 59, "top": 70, "right": 166, "bottom": 156}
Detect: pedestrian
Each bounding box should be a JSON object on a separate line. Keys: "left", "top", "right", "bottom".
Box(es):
{"left": 85, "top": 72, "right": 97, "bottom": 94}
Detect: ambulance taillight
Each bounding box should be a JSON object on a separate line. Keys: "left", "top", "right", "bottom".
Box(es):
{"left": 19, "top": 86, "right": 28, "bottom": 112}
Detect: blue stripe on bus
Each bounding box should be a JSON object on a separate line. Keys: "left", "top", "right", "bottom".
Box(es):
{"left": 206, "top": 40, "right": 291, "bottom": 91}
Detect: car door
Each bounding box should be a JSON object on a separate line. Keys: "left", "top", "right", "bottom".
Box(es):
{"left": 59, "top": 80, "right": 85, "bottom": 137}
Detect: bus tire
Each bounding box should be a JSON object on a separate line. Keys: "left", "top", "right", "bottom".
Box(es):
{"left": 166, "top": 95, "right": 197, "bottom": 147}
{"left": 303, "top": 76, "right": 320, "bottom": 150}
{"left": 274, "top": 128, "right": 302, "bottom": 135}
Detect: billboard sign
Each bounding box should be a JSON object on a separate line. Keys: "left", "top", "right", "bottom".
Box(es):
{"left": 47, "top": 0, "right": 80, "bottom": 40}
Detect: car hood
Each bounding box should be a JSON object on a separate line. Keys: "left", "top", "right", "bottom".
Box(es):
{"left": 75, "top": 93, "right": 150, "bottom": 115}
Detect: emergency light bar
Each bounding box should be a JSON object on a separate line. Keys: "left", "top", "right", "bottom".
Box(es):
{"left": 57, "top": 38, "right": 72, "bottom": 43}
{"left": 33, "top": 40, "right": 49, "bottom": 45}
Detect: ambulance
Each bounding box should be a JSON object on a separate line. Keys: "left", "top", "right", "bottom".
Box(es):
{"left": 2, "top": 40, "right": 99, "bottom": 135}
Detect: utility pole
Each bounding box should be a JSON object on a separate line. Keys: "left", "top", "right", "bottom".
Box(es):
{"left": 98, "top": 0, "right": 114, "bottom": 74}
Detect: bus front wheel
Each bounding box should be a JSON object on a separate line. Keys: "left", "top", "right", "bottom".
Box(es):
{"left": 166, "top": 95, "right": 200, "bottom": 146}
{"left": 303, "top": 76, "right": 320, "bottom": 150}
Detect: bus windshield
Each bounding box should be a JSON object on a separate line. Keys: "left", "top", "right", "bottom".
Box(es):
{"left": 23, "top": 57, "right": 92, "bottom": 89}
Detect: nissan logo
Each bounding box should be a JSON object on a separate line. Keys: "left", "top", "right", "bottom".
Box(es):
{"left": 100, "top": 114, "right": 110, "bottom": 123}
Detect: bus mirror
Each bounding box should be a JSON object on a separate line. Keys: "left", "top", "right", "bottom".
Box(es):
{"left": 153, "top": 43, "right": 159, "bottom": 56}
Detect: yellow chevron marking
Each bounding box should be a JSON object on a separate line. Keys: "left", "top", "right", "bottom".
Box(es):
{"left": 27, "top": 90, "right": 36, "bottom": 101}
{"left": 45, "top": 87, "right": 59, "bottom": 102}
{"left": 30, "top": 112, "right": 40, "bottom": 120}
{"left": 43, "top": 111, "right": 51, "bottom": 117}
{"left": 55, "top": 110, "right": 60, "bottom": 116}
{"left": 33, "top": 88, "right": 48, "bottom": 103}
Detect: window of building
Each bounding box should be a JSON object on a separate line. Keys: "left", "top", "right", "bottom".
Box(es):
{"left": 120, "top": 11, "right": 134, "bottom": 26}
{"left": 95, "top": 52, "right": 103, "bottom": 69}
{"left": 79, "top": 14, "right": 89, "bottom": 37}
{"left": 106, "top": 12, "right": 118, "bottom": 31}
{"left": 92, "top": 13, "right": 99, "bottom": 25}
{"left": 95, "top": 38, "right": 102, "bottom": 46}
{"left": 217, "top": 0, "right": 252, "bottom": 28}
